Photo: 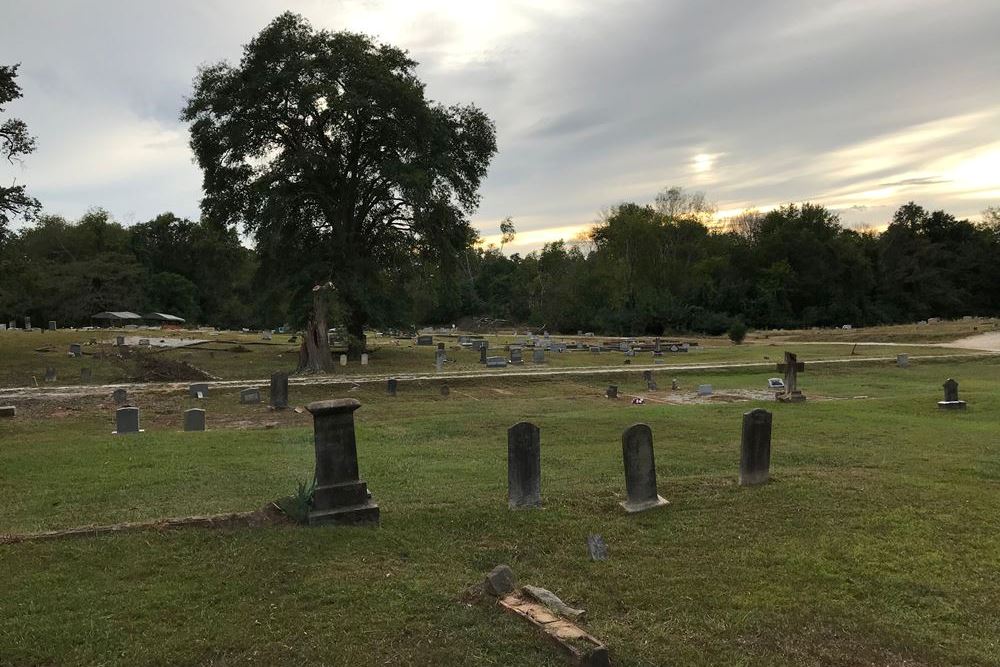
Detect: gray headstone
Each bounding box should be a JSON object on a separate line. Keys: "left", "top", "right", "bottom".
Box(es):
{"left": 270, "top": 372, "right": 289, "bottom": 409}
{"left": 239, "top": 387, "right": 261, "bottom": 404}
{"left": 184, "top": 408, "right": 206, "bottom": 432}
{"left": 306, "top": 399, "right": 379, "bottom": 525}
{"left": 112, "top": 388, "right": 127, "bottom": 405}
{"left": 69, "top": 343, "right": 82, "bottom": 357}
{"left": 509, "top": 348, "right": 523, "bottom": 364}
{"left": 189, "top": 383, "right": 208, "bottom": 398}
{"left": 80, "top": 368, "right": 92, "bottom": 383}
{"left": 340, "top": 354, "right": 348, "bottom": 366}
{"left": 116, "top": 335, "right": 126, "bottom": 346}
{"left": 48, "top": 321, "right": 57, "bottom": 330}
{"left": 7, "top": 321, "right": 13, "bottom": 330}
{"left": 606, "top": 385, "right": 618, "bottom": 399}
{"left": 587, "top": 534, "right": 609, "bottom": 561}
{"left": 262, "top": 330, "right": 273, "bottom": 341}
{"left": 0, "top": 324, "right": 5, "bottom": 331}
{"left": 387, "top": 378, "right": 397, "bottom": 396}
{"left": 642, "top": 370, "right": 652, "bottom": 382}
{"left": 897, "top": 353, "right": 909, "bottom": 368}
{"left": 440, "top": 384, "right": 450, "bottom": 396}
{"left": 44, "top": 367, "right": 56, "bottom": 382}
{"left": 620, "top": 423, "right": 668, "bottom": 512}
{"left": 938, "top": 378, "right": 967, "bottom": 409}
{"left": 697, "top": 384, "right": 712, "bottom": 396}
{"left": 24, "top": 316, "right": 30, "bottom": 329}
{"left": 532, "top": 348, "right": 545, "bottom": 363}
{"left": 485, "top": 564, "right": 516, "bottom": 597}
{"left": 486, "top": 356, "right": 507, "bottom": 368}
{"left": 480, "top": 347, "right": 488, "bottom": 364}
{"left": 590, "top": 346, "right": 601, "bottom": 354}
{"left": 360, "top": 353, "right": 368, "bottom": 365}
{"left": 739, "top": 408, "right": 772, "bottom": 486}
{"left": 417, "top": 335, "right": 434, "bottom": 346}
{"left": 0, "top": 406, "right": 15, "bottom": 418}
{"left": 115, "top": 406, "right": 140, "bottom": 434}
{"left": 508, "top": 422, "right": 541, "bottom": 509}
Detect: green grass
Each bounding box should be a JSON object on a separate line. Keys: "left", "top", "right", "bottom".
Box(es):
{"left": 2, "top": 357, "right": 999, "bottom": 665}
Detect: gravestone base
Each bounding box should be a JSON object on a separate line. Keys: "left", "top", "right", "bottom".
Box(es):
{"left": 937, "top": 400, "right": 967, "bottom": 410}
{"left": 777, "top": 390, "right": 806, "bottom": 403}
{"left": 309, "top": 479, "right": 380, "bottom": 526}
{"left": 619, "top": 494, "right": 669, "bottom": 514}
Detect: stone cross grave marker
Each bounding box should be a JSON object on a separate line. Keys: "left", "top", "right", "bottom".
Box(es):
{"left": 184, "top": 408, "right": 206, "bottom": 432}
{"left": 620, "top": 424, "right": 669, "bottom": 513}
{"left": 306, "top": 399, "right": 380, "bottom": 525}
{"left": 240, "top": 388, "right": 261, "bottom": 404}
{"left": 189, "top": 383, "right": 208, "bottom": 399}
{"left": 938, "top": 378, "right": 967, "bottom": 410}
{"left": 112, "top": 388, "right": 127, "bottom": 405}
{"left": 775, "top": 351, "right": 806, "bottom": 402}
{"left": 739, "top": 408, "right": 772, "bottom": 486}
{"left": 508, "top": 422, "right": 541, "bottom": 509}
{"left": 270, "top": 372, "right": 289, "bottom": 409}
{"left": 114, "top": 407, "right": 141, "bottom": 435}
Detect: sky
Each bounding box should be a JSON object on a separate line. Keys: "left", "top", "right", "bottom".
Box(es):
{"left": 2, "top": 0, "right": 999, "bottom": 254}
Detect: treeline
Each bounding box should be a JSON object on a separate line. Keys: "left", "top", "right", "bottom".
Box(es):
{"left": 1, "top": 199, "right": 999, "bottom": 334}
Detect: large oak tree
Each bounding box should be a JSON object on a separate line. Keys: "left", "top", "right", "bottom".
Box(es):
{"left": 1, "top": 64, "right": 41, "bottom": 246}
{"left": 182, "top": 12, "right": 496, "bottom": 369}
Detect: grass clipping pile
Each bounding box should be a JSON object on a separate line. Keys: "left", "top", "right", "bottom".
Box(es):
{"left": 110, "top": 345, "right": 216, "bottom": 383}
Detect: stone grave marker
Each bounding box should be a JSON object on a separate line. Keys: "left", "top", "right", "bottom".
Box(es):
{"left": 0, "top": 406, "right": 15, "bottom": 418}
{"left": 775, "top": 351, "right": 806, "bottom": 402}
{"left": 262, "top": 330, "right": 273, "bottom": 341}
{"left": 486, "top": 356, "right": 507, "bottom": 368}
{"left": 360, "top": 353, "right": 368, "bottom": 365}
{"left": 114, "top": 407, "right": 141, "bottom": 435}
{"left": 69, "top": 343, "right": 81, "bottom": 357}
{"left": 48, "top": 321, "right": 57, "bottom": 330}
{"left": 184, "top": 408, "right": 206, "bottom": 432}
{"left": 620, "top": 423, "right": 669, "bottom": 513}
{"left": 642, "top": 370, "right": 652, "bottom": 383}
{"left": 240, "top": 387, "right": 261, "bottom": 404}
{"left": 80, "top": 368, "right": 92, "bottom": 383}
{"left": 480, "top": 347, "right": 488, "bottom": 364}
{"left": 697, "top": 384, "right": 712, "bottom": 396}
{"left": 24, "top": 316, "right": 30, "bottom": 329}
{"left": 587, "top": 534, "right": 608, "bottom": 561}
{"left": 740, "top": 408, "right": 772, "bottom": 486}
{"left": 508, "top": 421, "right": 541, "bottom": 509}
{"left": 590, "top": 346, "right": 601, "bottom": 354}
{"left": 417, "top": 334, "right": 434, "bottom": 346}
{"left": 44, "top": 367, "right": 56, "bottom": 382}
{"left": 112, "top": 388, "right": 127, "bottom": 405}
{"left": 606, "top": 385, "right": 618, "bottom": 399}
{"left": 532, "top": 348, "right": 545, "bottom": 363}
{"left": 509, "top": 347, "right": 523, "bottom": 365}
{"left": 938, "top": 378, "right": 967, "bottom": 410}
{"left": 270, "top": 372, "right": 289, "bottom": 409}
{"left": 6, "top": 320, "right": 13, "bottom": 330}
{"left": 306, "top": 399, "right": 380, "bottom": 525}
{"left": 189, "top": 383, "right": 208, "bottom": 399}
{"left": 897, "top": 354, "right": 909, "bottom": 368}
{"left": 387, "top": 378, "right": 397, "bottom": 396}
{"left": 340, "top": 354, "right": 348, "bottom": 366}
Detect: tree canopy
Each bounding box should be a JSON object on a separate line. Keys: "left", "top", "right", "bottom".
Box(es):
{"left": 0, "top": 63, "right": 41, "bottom": 244}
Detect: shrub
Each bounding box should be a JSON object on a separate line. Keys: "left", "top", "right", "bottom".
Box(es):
{"left": 728, "top": 320, "right": 748, "bottom": 344}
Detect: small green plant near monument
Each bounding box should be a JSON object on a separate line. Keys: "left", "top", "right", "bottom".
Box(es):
{"left": 274, "top": 478, "right": 316, "bottom": 524}
{"left": 728, "top": 320, "right": 748, "bottom": 344}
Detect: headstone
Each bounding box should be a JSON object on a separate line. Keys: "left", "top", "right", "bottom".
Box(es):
{"left": 270, "top": 372, "right": 289, "bottom": 409}
{"left": 767, "top": 378, "right": 785, "bottom": 390}
{"left": 0, "top": 406, "right": 15, "bottom": 418}
{"left": 507, "top": 422, "right": 542, "bottom": 509}
{"left": 48, "top": 321, "right": 57, "bottom": 330}
{"left": 184, "top": 408, "right": 206, "bottom": 432}
{"left": 112, "top": 388, "right": 127, "bottom": 405}
{"left": 509, "top": 347, "right": 523, "bottom": 364}
{"left": 654, "top": 338, "right": 661, "bottom": 353}
{"left": 360, "top": 353, "right": 368, "bottom": 365}
{"left": 387, "top": 378, "right": 397, "bottom": 396}
{"left": 697, "top": 384, "right": 712, "bottom": 396}
{"left": 417, "top": 335, "right": 434, "bottom": 346}
{"left": 44, "top": 367, "right": 56, "bottom": 382}
{"left": 532, "top": 348, "right": 545, "bottom": 363}
{"left": 647, "top": 380, "right": 658, "bottom": 391}
{"left": 114, "top": 406, "right": 140, "bottom": 434}
{"left": 739, "top": 408, "right": 772, "bottom": 486}
{"left": 69, "top": 343, "right": 81, "bottom": 357}
{"left": 306, "top": 399, "right": 380, "bottom": 524}
{"left": 775, "top": 351, "right": 806, "bottom": 402}
{"left": 239, "top": 387, "right": 261, "bottom": 404}
{"left": 340, "top": 354, "right": 348, "bottom": 366}
{"left": 938, "top": 378, "right": 967, "bottom": 410}
{"left": 606, "top": 385, "right": 618, "bottom": 399}
{"left": 437, "top": 342, "right": 445, "bottom": 351}
{"left": 480, "top": 347, "right": 488, "bottom": 364}
{"left": 116, "top": 335, "right": 125, "bottom": 346}
{"left": 897, "top": 354, "right": 909, "bottom": 368}
{"left": 440, "top": 384, "right": 450, "bottom": 396}
{"left": 620, "top": 424, "right": 668, "bottom": 513}
{"left": 642, "top": 370, "right": 652, "bottom": 383}
{"left": 80, "top": 368, "right": 92, "bottom": 383}
{"left": 189, "top": 383, "right": 208, "bottom": 399}
{"left": 590, "top": 346, "right": 601, "bottom": 354}
{"left": 6, "top": 321, "right": 13, "bottom": 330}
{"left": 262, "top": 330, "right": 273, "bottom": 341}
{"left": 586, "top": 534, "right": 609, "bottom": 561}
{"left": 138, "top": 338, "right": 150, "bottom": 346}
{"left": 24, "top": 316, "right": 31, "bottom": 329}
{"left": 0, "top": 324, "right": 5, "bottom": 331}
{"left": 486, "top": 356, "right": 507, "bottom": 368}
{"left": 671, "top": 378, "right": 679, "bottom": 390}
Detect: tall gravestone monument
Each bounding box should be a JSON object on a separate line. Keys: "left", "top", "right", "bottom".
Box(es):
{"left": 620, "top": 424, "right": 668, "bottom": 513}
{"left": 507, "top": 422, "right": 541, "bottom": 509}
{"left": 739, "top": 408, "right": 772, "bottom": 485}
{"left": 306, "top": 399, "right": 380, "bottom": 525}
{"left": 270, "top": 372, "right": 289, "bottom": 409}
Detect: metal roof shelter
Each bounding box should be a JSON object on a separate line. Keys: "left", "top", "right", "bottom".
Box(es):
{"left": 91, "top": 311, "right": 143, "bottom": 326}
{"left": 144, "top": 312, "right": 186, "bottom": 324}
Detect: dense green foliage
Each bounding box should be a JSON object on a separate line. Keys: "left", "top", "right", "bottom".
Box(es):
{"left": 1, "top": 63, "right": 41, "bottom": 242}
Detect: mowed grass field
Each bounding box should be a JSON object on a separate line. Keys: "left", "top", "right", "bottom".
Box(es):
{"left": 2, "top": 354, "right": 999, "bottom": 665}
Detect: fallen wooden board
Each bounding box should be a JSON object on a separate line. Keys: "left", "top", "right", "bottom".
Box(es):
{"left": 498, "top": 592, "right": 610, "bottom": 667}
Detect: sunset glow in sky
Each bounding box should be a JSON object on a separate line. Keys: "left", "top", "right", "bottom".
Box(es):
{"left": 2, "top": 0, "right": 998, "bottom": 253}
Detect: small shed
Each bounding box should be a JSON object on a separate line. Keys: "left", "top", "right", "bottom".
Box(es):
{"left": 91, "top": 311, "right": 143, "bottom": 327}
{"left": 144, "top": 312, "right": 186, "bottom": 328}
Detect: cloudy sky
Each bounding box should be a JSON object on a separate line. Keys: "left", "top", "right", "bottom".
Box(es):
{"left": 2, "top": 0, "right": 999, "bottom": 253}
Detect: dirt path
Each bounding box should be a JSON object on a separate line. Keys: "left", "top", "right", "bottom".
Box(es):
{"left": 946, "top": 332, "right": 1000, "bottom": 351}
{"left": 1, "top": 351, "right": 994, "bottom": 401}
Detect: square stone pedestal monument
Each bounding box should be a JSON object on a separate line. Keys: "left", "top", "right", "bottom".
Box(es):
{"left": 306, "top": 399, "right": 380, "bottom": 525}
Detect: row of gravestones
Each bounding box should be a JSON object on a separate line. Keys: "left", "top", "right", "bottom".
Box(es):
{"left": 507, "top": 410, "right": 774, "bottom": 512}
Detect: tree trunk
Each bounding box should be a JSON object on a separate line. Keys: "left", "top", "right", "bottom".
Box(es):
{"left": 297, "top": 287, "right": 335, "bottom": 373}
{"left": 345, "top": 308, "right": 366, "bottom": 359}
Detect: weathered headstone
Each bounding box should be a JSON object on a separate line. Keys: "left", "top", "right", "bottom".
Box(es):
{"left": 606, "top": 385, "right": 618, "bottom": 399}
{"left": 306, "top": 399, "right": 380, "bottom": 525}
{"left": 440, "top": 384, "right": 450, "bottom": 396}
{"left": 586, "top": 534, "right": 609, "bottom": 561}
{"left": 508, "top": 421, "right": 542, "bottom": 509}
{"left": 897, "top": 354, "right": 909, "bottom": 368}
{"left": 532, "top": 348, "right": 545, "bottom": 363}
{"left": 740, "top": 408, "right": 772, "bottom": 486}
{"left": 239, "top": 387, "right": 261, "bottom": 404}
{"left": 509, "top": 347, "right": 523, "bottom": 365}
{"left": 6, "top": 321, "right": 13, "bottom": 330}
{"left": 620, "top": 424, "right": 668, "bottom": 513}
{"left": 416, "top": 334, "right": 434, "bottom": 346}
{"left": 697, "top": 384, "right": 712, "bottom": 396}
{"left": 642, "top": 370, "right": 652, "bottom": 383}
{"left": 189, "top": 383, "right": 208, "bottom": 399}
{"left": 0, "top": 323, "right": 5, "bottom": 331}
{"left": 24, "top": 316, "right": 31, "bottom": 330}
{"left": 114, "top": 406, "right": 140, "bottom": 434}
{"left": 69, "top": 343, "right": 81, "bottom": 357}
{"left": 262, "top": 330, "right": 273, "bottom": 341}
{"left": 486, "top": 356, "right": 507, "bottom": 368}
{"left": 44, "top": 367, "right": 56, "bottom": 382}
{"left": 112, "top": 388, "right": 127, "bottom": 405}
{"left": 775, "top": 351, "right": 806, "bottom": 402}
{"left": 387, "top": 378, "right": 397, "bottom": 396}
{"left": 938, "top": 378, "right": 967, "bottom": 410}
{"left": 80, "top": 368, "right": 92, "bottom": 382}
{"left": 116, "top": 335, "right": 126, "bottom": 346}
{"left": 360, "top": 353, "right": 368, "bottom": 365}
{"left": 340, "top": 354, "right": 348, "bottom": 366}
{"left": 270, "top": 372, "right": 289, "bottom": 409}
{"left": 0, "top": 406, "right": 15, "bottom": 418}
{"left": 48, "top": 321, "right": 57, "bottom": 330}
{"left": 590, "top": 346, "right": 601, "bottom": 354}
{"left": 184, "top": 408, "right": 206, "bottom": 432}
{"left": 437, "top": 342, "right": 445, "bottom": 351}
{"left": 647, "top": 380, "right": 658, "bottom": 391}
{"left": 480, "top": 347, "right": 488, "bottom": 364}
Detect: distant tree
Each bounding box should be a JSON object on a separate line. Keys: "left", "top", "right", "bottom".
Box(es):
{"left": 727, "top": 320, "right": 747, "bottom": 344}
{"left": 182, "top": 12, "right": 497, "bottom": 364}
{"left": 654, "top": 186, "right": 716, "bottom": 224}
{"left": 499, "top": 217, "right": 516, "bottom": 252}
{"left": 982, "top": 206, "right": 1000, "bottom": 233}
{"left": 0, "top": 64, "right": 41, "bottom": 245}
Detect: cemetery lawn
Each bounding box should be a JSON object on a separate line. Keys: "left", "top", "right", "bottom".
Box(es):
{"left": 2, "top": 356, "right": 1000, "bottom": 665}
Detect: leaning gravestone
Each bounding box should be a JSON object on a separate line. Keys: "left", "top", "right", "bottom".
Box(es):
{"left": 184, "top": 408, "right": 206, "bottom": 432}
{"left": 240, "top": 388, "right": 261, "bottom": 404}
{"left": 938, "top": 378, "right": 967, "bottom": 410}
{"left": 112, "top": 388, "right": 127, "bottom": 405}
{"left": 387, "top": 378, "right": 397, "bottom": 396}
{"left": 44, "top": 367, "right": 56, "bottom": 382}
{"left": 270, "top": 372, "right": 289, "bottom": 409}
{"left": 114, "top": 407, "right": 141, "bottom": 435}
{"left": 189, "top": 383, "right": 208, "bottom": 399}
{"left": 508, "top": 421, "right": 542, "bottom": 509}
{"left": 306, "top": 399, "right": 380, "bottom": 525}
{"left": 740, "top": 408, "right": 772, "bottom": 486}
{"left": 620, "top": 423, "right": 668, "bottom": 513}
